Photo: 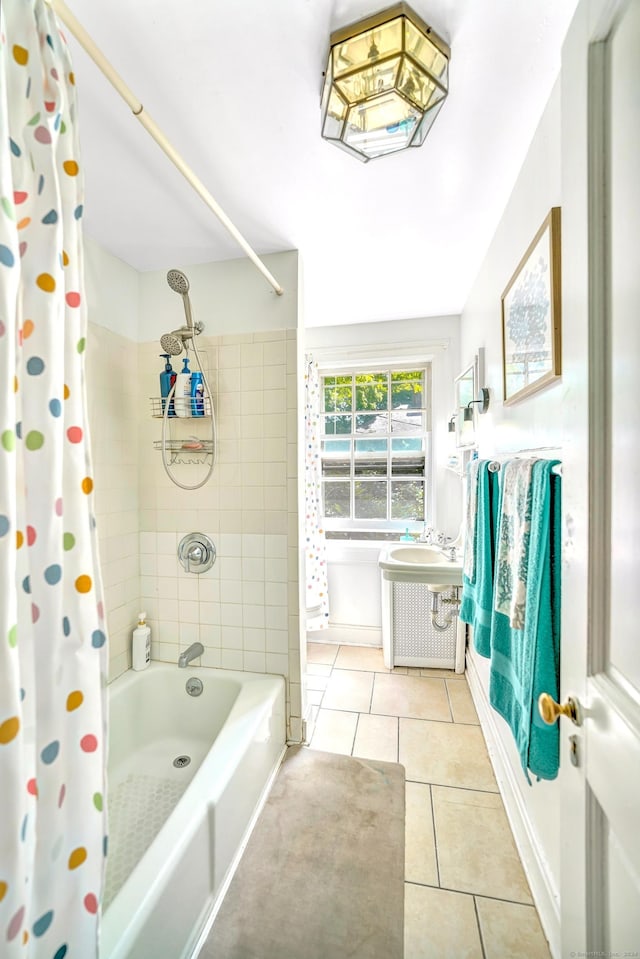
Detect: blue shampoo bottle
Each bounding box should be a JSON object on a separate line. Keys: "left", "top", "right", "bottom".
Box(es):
{"left": 190, "top": 370, "right": 204, "bottom": 416}
{"left": 159, "top": 354, "right": 176, "bottom": 416}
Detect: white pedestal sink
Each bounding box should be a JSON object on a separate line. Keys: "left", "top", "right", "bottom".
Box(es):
{"left": 378, "top": 544, "right": 465, "bottom": 671}
{"left": 378, "top": 543, "right": 463, "bottom": 586}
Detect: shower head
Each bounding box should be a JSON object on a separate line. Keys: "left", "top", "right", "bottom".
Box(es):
{"left": 160, "top": 328, "right": 190, "bottom": 355}
{"left": 167, "top": 269, "right": 190, "bottom": 295}
{"left": 166, "top": 268, "right": 194, "bottom": 330}
{"left": 160, "top": 320, "right": 204, "bottom": 355}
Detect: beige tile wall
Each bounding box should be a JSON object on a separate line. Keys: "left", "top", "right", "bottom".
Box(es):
{"left": 85, "top": 321, "right": 301, "bottom": 734}
{"left": 137, "top": 329, "right": 301, "bottom": 734}
{"left": 86, "top": 322, "right": 141, "bottom": 681}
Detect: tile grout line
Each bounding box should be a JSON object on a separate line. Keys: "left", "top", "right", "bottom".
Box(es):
{"left": 404, "top": 776, "right": 500, "bottom": 795}
{"left": 403, "top": 880, "right": 535, "bottom": 908}
{"left": 443, "top": 677, "right": 455, "bottom": 724}
{"left": 473, "top": 895, "right": 488, "bottom": 959}
{"left": 349, "top": 710, "right": 359, "bottom": 757}
{"left": 428, "top": 783, "right": 441, "bottom": 888}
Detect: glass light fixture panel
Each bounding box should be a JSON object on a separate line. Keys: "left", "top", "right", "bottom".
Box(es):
{"left": 322, "top": 88, "right": 347, "bottom": 140}
{"left": 344, "top": 91, "right": 420, "bottom": 157}
{"left": 333, "top": 17, "right": 403, "bottom": 78}
{"left": 336, "top": 56, "right": 402, "bottom": 105}
{"left": 397, "top": 58, "right": 438, "bottom": 110}
{"left": 410, "top": 98, "right": 444, "bottom": 147}
{"left": 405, "top": 20, "right": 448, "bottom": 84}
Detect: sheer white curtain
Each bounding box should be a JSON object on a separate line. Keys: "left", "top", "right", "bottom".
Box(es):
{"left": 0, "top": 2, "right": 108, "bottom": 955}
{"left": 304, "top": 358, "right": 329, "bottom": 629}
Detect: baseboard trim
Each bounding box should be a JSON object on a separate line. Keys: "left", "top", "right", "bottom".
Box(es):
{"left": 465, "top": 652, "right": 561, "bottom": 959}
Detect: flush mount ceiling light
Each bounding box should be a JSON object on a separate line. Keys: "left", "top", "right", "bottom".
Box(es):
{"left": 320, "top": 2, "right": 450, "bottom": 162}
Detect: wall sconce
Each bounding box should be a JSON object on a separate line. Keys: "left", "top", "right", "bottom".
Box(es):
{"left": 462, "top": 388, "right": 490, "bottom": 421}
{"left": 320, "top": 2, "right": 450, "bottom": 161}
{"left": 447, "top": 412, "right": 457, "bottom": 432}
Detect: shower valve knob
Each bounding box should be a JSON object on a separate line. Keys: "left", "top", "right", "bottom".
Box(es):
{"left": 178, "top": 533, "right": 216, "bottom": 574}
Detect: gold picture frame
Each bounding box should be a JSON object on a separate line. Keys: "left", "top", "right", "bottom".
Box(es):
{"left": 501, "top": 207, "right": 561, "bottom": 405}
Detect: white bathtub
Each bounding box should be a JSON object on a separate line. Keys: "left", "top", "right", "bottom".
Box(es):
{"left": 101, "top": 662, "right": 286, "bottom": 959}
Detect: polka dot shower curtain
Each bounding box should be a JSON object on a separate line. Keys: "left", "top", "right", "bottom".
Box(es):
{"left": 0, "top": 2, "right": 108, "bottom": 957}
{"left": 304, "top": 358, "right": 329, "bottom": 630}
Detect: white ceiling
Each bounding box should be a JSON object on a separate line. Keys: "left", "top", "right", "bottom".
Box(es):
{"left": 65, "top": 0, "right": 578, "bottom": 328}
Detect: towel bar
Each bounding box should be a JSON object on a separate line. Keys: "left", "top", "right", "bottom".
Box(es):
{"left": 487, "top": 460, "right": 562, "bottom": 476}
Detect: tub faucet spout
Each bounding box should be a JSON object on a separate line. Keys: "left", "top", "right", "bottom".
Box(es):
{"left": 178, "top": 642, "right": 204, "bottom": 668}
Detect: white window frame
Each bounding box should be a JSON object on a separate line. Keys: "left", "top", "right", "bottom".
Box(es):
{"left": 320, "top": 363, "right": 432, "bottom": 533}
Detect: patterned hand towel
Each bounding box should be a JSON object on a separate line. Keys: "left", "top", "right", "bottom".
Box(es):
{"left": 494, "top": 459, "right": 536, "bottom": 629}
{"left": 459, "top": 461, "right": 499, "bottom": 659}
{"left": 463, "top": 458, "right": 481, "bottom": 581}
{"left": 489, "top": 460, "right": 562, "bottom": 782}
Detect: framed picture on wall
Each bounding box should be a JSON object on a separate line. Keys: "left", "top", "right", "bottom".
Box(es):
{"left": 501, "top": 207, "right": 561, "bottom": 405}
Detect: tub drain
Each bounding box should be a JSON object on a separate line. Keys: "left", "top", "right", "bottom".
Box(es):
{"left": 173, "top": 755, "right": 191, "bottom": 769}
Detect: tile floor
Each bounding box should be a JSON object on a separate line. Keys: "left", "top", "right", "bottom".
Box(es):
{"left": 306, "top": 642, "right": 552, "bottom": 959}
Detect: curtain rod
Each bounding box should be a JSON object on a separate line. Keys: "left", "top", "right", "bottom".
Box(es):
{"left": 46, "top": 0, "right": 284, "bottom": 297}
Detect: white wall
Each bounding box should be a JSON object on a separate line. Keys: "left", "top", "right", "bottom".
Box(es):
{"left": 305, "top": 315, "right": 462, "bottom": 635}
{"left": 138, "top": 251, "right": 299, "bottom": 340}
{"left": 459, "top": 78, "right": 563, "bottom": 944}
{"left": 84, "top": 236, "right": 140, "bottom": 339}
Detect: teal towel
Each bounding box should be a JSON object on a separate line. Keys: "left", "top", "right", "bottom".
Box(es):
{"left": 489, "top": 460, "right": 561, "bottom": 782}
{"left": 459, "top": 461, "right": 499, "bottom": 658}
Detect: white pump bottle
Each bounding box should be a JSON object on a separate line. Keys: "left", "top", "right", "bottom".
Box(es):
{"left": 132, "top": 611, "right": 151, "bottom": 670}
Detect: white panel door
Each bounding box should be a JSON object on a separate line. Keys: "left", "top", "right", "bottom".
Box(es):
{"left": 561, "top": 0, "right": 640, "bottom": 952}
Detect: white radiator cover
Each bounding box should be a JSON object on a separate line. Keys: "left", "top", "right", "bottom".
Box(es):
{"left": 390, "top": 582, "right": 458, "bottom": 668}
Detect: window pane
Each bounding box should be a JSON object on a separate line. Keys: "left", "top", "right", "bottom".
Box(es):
{"left": 355, "top": 438, "right": 388, "bottom": 454}
{"left": 354, "top": 480, "right": 387, "bottom": 519}
{"left": 320, "top": 366, "right": 429, "bottom": 527}
{"left": 324, "top": 381, "right": 352, "bottom": 414}
{"left": 355, "top": 457, "right": 387, "bottom": 476}
{"left": 391, "top": 410, "right": 423, "bottom": 433}
{"left": 323, "top": 439, "right": 351, "bottom": 454}
{"left": 355, "top": 412, "right": 388, "bottom": 434}
{"left": 355, "top": 373, "right": 388, "bottom": 412}
{"left": 391, "top": 372, "right": 424, "bottom": 410}
{"left": 391, "top": 480, "right": 424, "bottom": 519}
{"left": 324, "top": 414, "right": 352, "bottom": 435}
{"left": 324, "top": 481, "right": 351, "bottom": 518}
{"left": 391, "top": 455, "right": 425, "bottom": 476}
{"left": 391, "top": 437, "right": 423, "bottom": 452}
{"left": 323, "top": 458, "right": 350, "bottom": 477}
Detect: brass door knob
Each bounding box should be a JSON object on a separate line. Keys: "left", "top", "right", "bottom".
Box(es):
{"left": 538, "top": 693, "right": 582, "bottom": 726}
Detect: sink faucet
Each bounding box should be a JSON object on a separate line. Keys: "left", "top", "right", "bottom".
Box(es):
{"left": 443, "top": 545, "right": 458, "bottom": 562}
{"left": 178, "top": 642, "right": 204, "bottom": 668}
{"left": 435, "top": 532, "right": 453, "bottom": 547}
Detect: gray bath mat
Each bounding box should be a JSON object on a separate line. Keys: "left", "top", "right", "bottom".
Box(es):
{"left": 201, "top": 745, "right": 405, "bottom": 959}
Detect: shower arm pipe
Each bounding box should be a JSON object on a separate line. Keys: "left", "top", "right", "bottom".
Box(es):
{"left": 46, "top": 0, "right": 284, "bottom": 298}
